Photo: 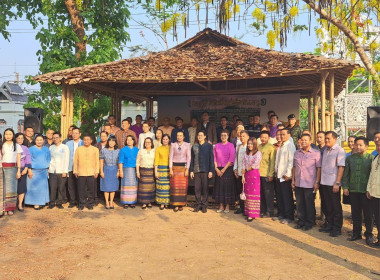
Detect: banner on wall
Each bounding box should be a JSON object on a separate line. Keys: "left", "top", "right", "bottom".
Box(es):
{"left": 190, "top": 95, "right": 267, "bottom": 123}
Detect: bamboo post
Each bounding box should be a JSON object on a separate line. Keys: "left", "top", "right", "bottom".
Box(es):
{"left": 330, "top": 72, "right": 335, "bottom": 131}
{"left": 321, "top": 72, "right": 328, "bottom": 131}
{"left": 68, "top": 86, "right": 74, "bottom": 128}
{"left": 61, "top": 84, "right": 68, "bottom": 137}
{"left": 325, "top": 112, "right": 331, "bottom": 131}
{"left": 313, "top": 91, "right": 319, "bottom": 142}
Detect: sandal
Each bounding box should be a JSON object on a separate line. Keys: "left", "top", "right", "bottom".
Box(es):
{"left": 123, "top": 205, "right": 128, "bottom": 209}
{"left": 216, "top": 209, "right": 223, "bottom": 213}
{"left": 142, "top": 205, "right": 147, "bottom": 210}
{"left": 179, "top": 206, "right": 183, "bottom": 211}
{"left": 147, "top": 204, "right": 152, "bottom": 208}
{"left": 173, "top": 207, "right": 179, "bottom": 212}
{"left": 8, "top": 211, "right": 14, "bottom": 216}
{"left": 160, "top": 205, "right": 165, "bottom": 210}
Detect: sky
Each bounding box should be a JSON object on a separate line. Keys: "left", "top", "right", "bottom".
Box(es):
{"left": 0, "top": 5, "right": 319, "bottom": 92}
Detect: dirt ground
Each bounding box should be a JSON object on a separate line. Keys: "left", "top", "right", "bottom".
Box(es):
{"left": 0, "top": 196, "right": 379, "bottom": 280}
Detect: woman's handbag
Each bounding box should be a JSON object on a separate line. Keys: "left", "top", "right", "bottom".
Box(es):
{"left": 240, "top": 182, "right": 246, "bottom": 200}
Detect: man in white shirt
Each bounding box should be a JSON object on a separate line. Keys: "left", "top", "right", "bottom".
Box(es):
{"left": 48, "top": 132, "right": 70, "bottom": 209}
{"left": 138, "top": 122, "right": 155, "bottom": 150}
{"left": 274, "top": 128, "right": 296, "bottom": 224}
{"left": 234, "top": 130, "right": 249, "bottom": 214}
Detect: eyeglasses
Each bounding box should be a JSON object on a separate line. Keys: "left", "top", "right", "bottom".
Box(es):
{"left": 375, "top": 138, "right": 380, "bottom": 141}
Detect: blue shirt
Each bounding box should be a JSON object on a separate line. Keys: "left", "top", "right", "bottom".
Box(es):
{"left": 372, "top": 150, "right": 378, "bottom": 156}
{"left": 66, "top": 140, "right": 83, "bottom": 172}
{"left": 171, "top": 127, "right": 190, "bottom": 143}
{"left": 119, "top": 146, "right": 139, "bottom": 168}
{"left": 29, "top": 146, "right": 51, "bottom": 169}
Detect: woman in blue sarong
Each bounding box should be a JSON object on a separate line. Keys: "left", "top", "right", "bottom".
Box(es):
{"left": 25, "top": 134, "right": 51, "bottom": 210}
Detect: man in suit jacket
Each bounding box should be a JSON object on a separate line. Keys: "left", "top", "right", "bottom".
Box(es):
{"left": 148, "top": 117, "right": 158, "bottom": 135}
{"left": 199, "top": 111, "right": 217, "bottom": 145}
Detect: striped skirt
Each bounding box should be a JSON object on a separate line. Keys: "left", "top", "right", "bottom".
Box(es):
{"left": 156, "top": 165, "right": 170, "bottom": 205}
{"left": 120, "top": 167, "right": 138, "bottom": 205}
{"left": 244, "top": 169, "right": 261, "bottom": 218}
{"left": 170, "top": 164, "right": 188, "bottom": 206}
{"left": 3, "top": 167, "right": 17, "bottom": 211}
{"left": 138, "top": 167, "right": 156, "bottom": 204}
{"left": 0, "top": 167, "right": 4, "bottom": 215}
{"left": 25, "top": 169, "right": 50, "bottom": 206}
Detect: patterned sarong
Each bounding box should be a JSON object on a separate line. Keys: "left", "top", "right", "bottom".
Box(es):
{"left": 156, "top": 165, "right": 170, "bottom": 205}
{"left": 3, "top": 167, "right": 17, "bottom": 211}
{"left": 244, "top": 169, "right": 261, "bottom": 218}
{"left": 170, "top": 164, "right": 188, "bottom": 206}
{"left": 138, "top": 167, "right": 155, "bottom": 204}
{"left": 120, "top": 167, "right": 138, "bottom": 204}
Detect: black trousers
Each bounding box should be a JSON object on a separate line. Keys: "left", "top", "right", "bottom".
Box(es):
{"left": 319, "top": 185, "right": 327, "bottom": 220}
{"left": 260, "top": 177, "right": 274, "bottom": 215}
{"left": 236, "top": 176, "right": 244, "bottom": 210}
{"left": 295, "top": 187, "right": 315, "bottom": 227}
{"left": 320, "top": 184, "right": 343, "bottom": 231}
{"left": 77, "top": 176, "right": 96, "bottom": 207}
{"left": 349, "top": 192, "right": 373, "bottom": 237}
{"left": 277, "top": 179, "right": 294, "bottom": 220}
{"left": 194, "top": 172, "right": 209, "bottom": 207}
{"left": 67, "top": 171, "right": 78, "bottom": 204}
{"left": 49, "top": 173, "right": 67, "bottom": 205}
{"left": 372, "top": 197, "right": 380, "bottom": 239}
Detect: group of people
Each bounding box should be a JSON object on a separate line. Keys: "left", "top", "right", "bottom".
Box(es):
{"left": 0, "top": 111, "right": 379, "bottom": 248}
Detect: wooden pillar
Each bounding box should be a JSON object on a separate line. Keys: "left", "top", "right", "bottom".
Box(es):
{"left": 146, "top": 99, "right": 153, "bottom": 119}
{"left": 308, "top": 96, "right": 312, "bottom": 130}
{"left": 116, "top": 95, "right": 122, "bottom": 126}
{"left": 67, "top": 86, "right": 74, "bottom": 128}
{"left": 330, "top": 72, "right": 335, "bottom": 131}
{"left": 321, "top": 72, "right": 327, "bottom": 131}
{"left": 61, "top": 84, "right": 68, "bottom": 137}
{"left": 313, "top": 91, "right": 319, "bottom": 142}
{"left": 325, "top": 112, "right": 331, "bottom": 131}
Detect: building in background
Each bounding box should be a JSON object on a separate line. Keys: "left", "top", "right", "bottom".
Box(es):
{"left": 0, "top": 82, "right": 28, "bottom": 136}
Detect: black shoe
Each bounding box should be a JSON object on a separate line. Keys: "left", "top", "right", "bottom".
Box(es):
{"left": 130, "top": 205, "right": 135, "bottom": 209}
{"left": 234, "top": 208, "right": 243, "bottom": 214}
{"left": 369, "top": 241, "right": 380, "bottom": 248}
{"left": 123, "top": 205, "right": 128, "bottom": 209}
{"left": 329, "top": 230, "right": 342, "bottom": 237}
{"left": 179, "top": 206, "right": 183, "bottom": 211}
{"left": 260, "top": 213, "right": 264, "bottom": 218}
{"left": 78, "top": 206, "right": 84, "bottom": 210}
{"left": 294, "top": 224, "right": 304, "bottom": 229}
{"left": 147, "top": 204, "right": 152, "bottom": 208}
{"left": 57, "top": 204, "right": 64, "bottom": 209}
{"left": 272, "top": 216, "right": 284, "bottom": 221}
{"left": 194, "top": 206, "right": 201, "bottom": 213}
{"left": 17, "top": 206, "right": 24, "bottom": 212}
{"left": 319, "top": 227, "right": 332, "bottom": 233}
{"left": 247, "top": 217, "right": 254, "bottom": 222}
{"left": 142, "top": 205, "right": 147, "bottom": 210}
{"left": 303, "top": 226, "right": 312, "bottom": 231}
{"left": 87, "top": 206, "right": 93, "bottom": 210}
{"left": 48, "top": 203, "right": 55, "bottom": 209}
{"left": 365, "top": 236, "right": 374, "bottom": 245}
{"left": 347, "top": 235, "right": 362, "bottom": 241}
{"left": 173, "top": 207, "right": 179, "bottom": 212}
{"left": 110, "top": 206, "right": 114, "bottom": 210}
{"left": 202, "top": 206, "right": 207, "bottom": 213}
{"left": 68, "top": 203, "right": 76, "bottom": 208}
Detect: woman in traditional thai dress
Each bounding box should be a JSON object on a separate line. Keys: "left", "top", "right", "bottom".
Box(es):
{"left": 99, "top": 135, "right": 120, "bottom": 209}
{"left": 154, "top": 134, "right": 171, "bottom": 210}
{"left": 25, "top": 134, "right": 51, "bottom": 210}
{"left": 118, "top": 135, "right": 139, "bottom": 208}
{"left": 242, "top": 137, "right": 262, "bottom": 222}
{"left": 153, "top": 129, "right": 163, "bottom": 148}
{"left": 213, "top": 130, "right": 236, "bottom": 213}
{"left": 136, "top": 137, "right": 155, "bottom": 209}
{"left": 15, "top": 133, "right": 31, "bottom": 212}
{"left": 169, "top": 131, "right": 191, "bottom": 212}
{"left": 1, "top": 128, "right": 22, "bottom": 216}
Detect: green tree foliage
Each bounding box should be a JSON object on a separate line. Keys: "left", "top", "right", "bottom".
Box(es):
{"left": 0, "top": 0, "right": 130, "bottom": 134}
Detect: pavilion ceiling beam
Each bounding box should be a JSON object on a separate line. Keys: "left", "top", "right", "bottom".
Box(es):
{"left": 121, "top": 84, "right": 316, "bottom": 96}
{"left": 193, "top": 81, "right": 208, "bottom": 90}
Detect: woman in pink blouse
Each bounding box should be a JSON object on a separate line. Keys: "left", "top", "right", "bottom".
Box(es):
{"left": 213, "top": 130, "right": 236, "bottom": 213}
{"left": 242, "top": 138, "right": 262, "bottom": 221}
{"left": 169, "top": 131, "right": 191, "bottom": 212}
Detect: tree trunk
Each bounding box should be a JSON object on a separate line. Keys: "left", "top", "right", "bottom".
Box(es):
{"left": 303, "top": 0, "right": 379, "bottom": 94}
{"left": 64, "top": 0, "right": 86, "bottom": 59}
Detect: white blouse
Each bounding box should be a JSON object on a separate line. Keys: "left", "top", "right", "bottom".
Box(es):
{"left": 2, "top": 142, "right": 22, "bottom": 163}
{"left": 136, "top": 149, "right": 155, "bottom": 168}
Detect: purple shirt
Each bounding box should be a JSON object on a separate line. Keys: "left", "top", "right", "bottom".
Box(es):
{"left": 20, "top": 145, "right": 32, "bottom": 168}
{"left": 130, "top": 124, "right": 143, "bottom": 140}
{"left": 269, "top": 125, "right": 278, "bottom": 138}
{"left": 293, "top": 148, "right": 321, "bottom": 188}
{"left": 321, "top": 144, "right": 346, "bottom": 186}
{"left": 169, "top": 142, "right": 191, "bottom": 168}
{"left": 214, "top": 142, "right": 235, "bottom": 167}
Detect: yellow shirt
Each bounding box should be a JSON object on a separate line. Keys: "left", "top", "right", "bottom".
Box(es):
{"left": 155, "top": 145, "right": 170, "bottom": 166}
{"left": 73, "top": 145, "right": 100, "bottom": 176}
{"left": 258, "top": 143, "right": 276, "bottom": 178}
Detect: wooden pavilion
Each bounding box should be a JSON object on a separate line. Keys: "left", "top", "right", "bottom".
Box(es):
{"left": 33, "top": 28, "right": 357, "bottom": 139}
